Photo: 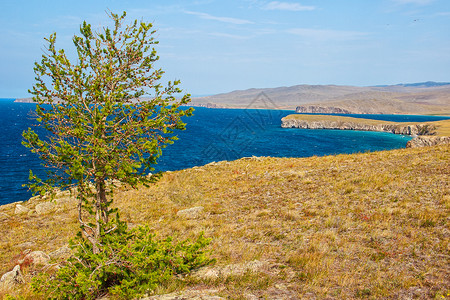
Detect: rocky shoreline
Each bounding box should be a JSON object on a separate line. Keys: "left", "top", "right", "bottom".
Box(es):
{"left": 295, "top": 105, "right": 356, "bottom": 114}
{"left": 281, "top": 117, "right": 450, "bottom": 148}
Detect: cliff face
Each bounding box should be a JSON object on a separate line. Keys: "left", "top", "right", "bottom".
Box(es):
{"left": 281, "top": 118, "right": 436, "bottom": 136}
{"left": 14, "top": 98, "right": 34, "bottom": 103}
{"left": 192, "top": 102, "right": 225, "bottom": 109}
{"left": 406, "top": 136, "right": 450, "bottom": 148}
{"left": 295, "top": 106, "right": 356, "bottom": 114}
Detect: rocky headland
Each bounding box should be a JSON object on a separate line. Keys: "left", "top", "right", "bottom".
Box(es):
{"left": 281, "top": 114, "right": 450, "bottom": 148}
{"left": 295, "top": 105, "right": 356, "bottom": 114}
{"left": 281, "top": 117, "right": 436, "bottom": 135}
{"left": 13, "top": 98, "right": 33, "bottom": 103}
{"left": 405, "top": 136, "right": 450, "bottom": 148}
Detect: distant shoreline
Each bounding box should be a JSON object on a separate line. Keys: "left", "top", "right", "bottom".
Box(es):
{"left": 12, "top": 98, "right": 450, "bottom": 118}
{"left": 12, "top": 81, "right": 450, "bottom": 115}
{"left": 13, "top": 98, "right": 33, "bottom": 103}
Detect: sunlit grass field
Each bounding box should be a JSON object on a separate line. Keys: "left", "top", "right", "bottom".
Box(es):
{"left": 1, "top": 145, "right": 449, "bottom": 299}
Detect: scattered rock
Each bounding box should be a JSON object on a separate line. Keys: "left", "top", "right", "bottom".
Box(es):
{"left": 15, "top": 241, "right": 35, "bottom": 249}
{"left": 0, "top": 265, "right": 24, "bottom": 290}
{"left": 241, "top": 156, "right": 264, "bottom": 161}
{"left": 14, "top": 204, "right": 30, "bottom": 215}
{"left": 193, "top": 260, "right": 269, "bottom": 280}
{"left": 406, "top": 136, "right": 450, "bottom": 148}
{"left": 267, "top": 283, "right": 299, "bottom": 299}
{"left": 302, "top": 292, "right": 317, "bottom": 299}
{"left": 243, "top": 293, "right": 259, "bottom": 300}
{"left": 141, "top": 288, "right": 224, "bottom": 300}
{"left": 177, "top": 206, "right": 204, "bottom": 219}
{"left": 393, "top": 286, "right": 430, "bottom": 299}
{"left": 35, "top": 201, "right": 55, "bottom": 215}
{"left": 20, "top": 251, "right": 50, "bottom": 266}
{"left": 49, "top": 245, "right": 72, "bottom": 260}
{"left": 205, "top": 160, "right": 228, "bottom": 166}
{"left": 55, "top": 196, "right": 76, "bottom": 209}
{"left": 0, "top": 212, "right": 9, "bottom": 220}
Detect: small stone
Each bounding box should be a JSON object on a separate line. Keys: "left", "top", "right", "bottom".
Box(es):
{"left": 22, "top": 251, "right": 50, "bottom": 266}
{"left": 16, "top": 241, "right": 35, "bottom": 249}
{"left": 176, "top": 206, "right": 204, "bottom": 219}
{"left": 302, "top": 292, "right": 317, "bottom": 299}
{"left": 49, "top": 245, "right": 72, "bottom": 259}
{"left": 0, "top": 265, "right": 24, "bottom": 290}
{"left": 194, "top": 268, "right": 220, "bottom": 279}
{"left": 55, "top": 196, "right": 76, "bottom": 209}
{"left": 244, "top": 293, "right": 258, "bottom": 300}
{"left": 0, "top": 212, "right": 9, "bottom": 220}
{"left": 35, "top": 201, "right": 55, "bottom": 215}
{"left": 14, "top": 204, "right": 30, "bottom": 215}
{"left": 140, "top": 288, "right": 224, "bottom": 300}
{"left": 193, "top": 260, "right": 268, "bottom": 280}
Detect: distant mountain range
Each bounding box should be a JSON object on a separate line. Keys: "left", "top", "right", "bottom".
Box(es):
{"left": 377, "top": 81, "right": 450, "bottom": 88}
{"left": 14, "top": 82, "right": 450, "bottom": 115}
{"left": 191, "top": 82, "right": 450, "bottom": 115}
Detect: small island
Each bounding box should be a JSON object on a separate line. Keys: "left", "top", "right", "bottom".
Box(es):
{"left": 281, "top": 114, "right": 450, "bottom": 148}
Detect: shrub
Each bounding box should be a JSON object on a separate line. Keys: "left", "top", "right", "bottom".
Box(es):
{"left": 31, "top": 217, "right": 213, "bottom": 299}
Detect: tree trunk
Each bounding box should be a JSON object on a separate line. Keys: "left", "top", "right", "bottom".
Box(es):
{"left": 93, "top": 179, "right": 108, "bottom": 254}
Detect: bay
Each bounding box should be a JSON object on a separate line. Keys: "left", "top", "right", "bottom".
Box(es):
{"left": 1, "top": 98, "right": 448, "bottom": 205}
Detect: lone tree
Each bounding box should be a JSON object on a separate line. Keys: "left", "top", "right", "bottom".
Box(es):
{"left": 23, "top": 11, "right": 192, "bottom": 253}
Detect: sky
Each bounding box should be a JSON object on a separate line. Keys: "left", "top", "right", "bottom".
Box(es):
{"left": 0, "top": 0, "right": 449, "bottom": 98}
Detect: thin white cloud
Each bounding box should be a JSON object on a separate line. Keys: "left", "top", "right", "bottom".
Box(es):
{"left": 392, "top": 0, "right": 434, "bottom": 5}
{"left": 287, "top": 28, "right": 368, "bottom": 40}
{"left": 262, "top": 1, "right": 315, "bottom": 11}
{"left": 209, "top": 32, "right": 250, "bottom": 40}
{"left": 185, "top": 11, "right": 254, "bottom": 25}
{"left": 435, "top": 11, "right": 450, "bottom": 16}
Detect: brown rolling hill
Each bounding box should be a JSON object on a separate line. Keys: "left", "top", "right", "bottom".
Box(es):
{"left": 191, "top": 82, "right": 450, "bottom": 115}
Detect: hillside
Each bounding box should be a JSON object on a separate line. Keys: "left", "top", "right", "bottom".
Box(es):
{"left": 14, "top": 82, "right": 450, "bottom": 115}
{"left": 191, "top": 82, "right": 450, "bottom": 115}
{"left": 1, "top": 145, "right": 449, "bottom": 299}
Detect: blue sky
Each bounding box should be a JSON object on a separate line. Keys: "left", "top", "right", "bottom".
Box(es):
{"left": 1, "top": 0, "right": 449, "bottom": 97}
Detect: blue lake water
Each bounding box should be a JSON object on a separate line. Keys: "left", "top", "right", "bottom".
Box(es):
{"left": 1, "top": 98, "right": 449, "bottom": 205}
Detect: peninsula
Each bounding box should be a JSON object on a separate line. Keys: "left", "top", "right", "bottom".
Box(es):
{"left": 281, "top": 114, "right": 450, "bottom": 147}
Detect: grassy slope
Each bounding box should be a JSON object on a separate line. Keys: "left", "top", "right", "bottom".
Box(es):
{"left": 283, "top": 114, "right": 450, "bottom": 136}
{"left": 1, "top": 145, "right": 449, "bottom": 299}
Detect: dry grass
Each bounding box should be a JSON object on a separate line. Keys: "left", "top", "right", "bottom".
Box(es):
{"left": 432, "top": 120, "right": 450, "bottom": 136}
{"left": 1, "top": 145, "right": 449, "bottom": 299}
{"left": 284, "top": 114, "right": 450, "bottom": 136}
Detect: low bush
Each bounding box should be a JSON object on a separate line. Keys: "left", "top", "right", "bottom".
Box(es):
{"left": 31, "top": 217, "right": 213, "bottom": 299}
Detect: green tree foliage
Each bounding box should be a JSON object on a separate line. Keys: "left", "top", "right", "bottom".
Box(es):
{"left": 22, "top": 11, "right": 193, "bottom": 254}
